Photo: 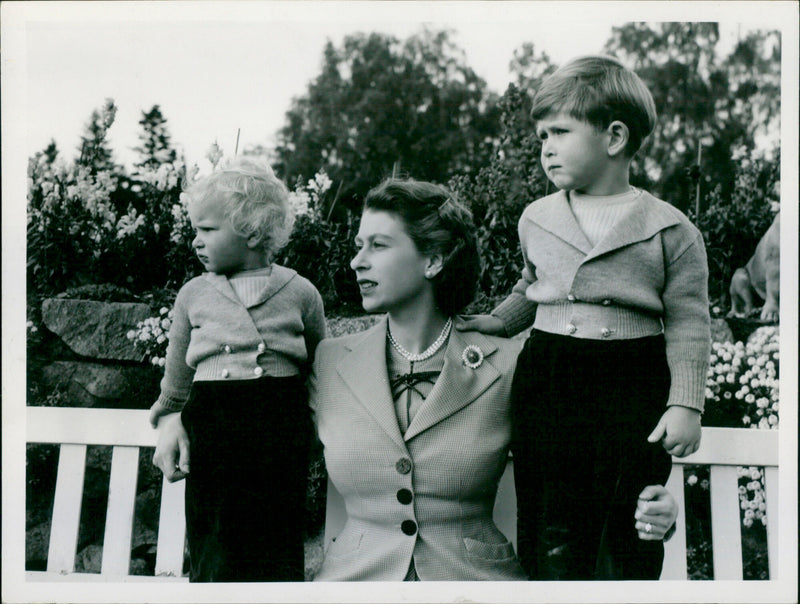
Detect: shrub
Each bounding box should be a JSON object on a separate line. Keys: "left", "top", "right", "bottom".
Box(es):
{"left": 450, "top": 84, "right": 549, "bottom": 310}
{"left": 693, "top": 148, "right": 779, "bottom": 307}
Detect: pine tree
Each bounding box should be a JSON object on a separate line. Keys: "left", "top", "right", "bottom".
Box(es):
{"left": 133, "top": 105, "right": 176, "bottom": 170}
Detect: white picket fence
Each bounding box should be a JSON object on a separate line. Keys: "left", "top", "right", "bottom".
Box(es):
{"left": 26, "top": 407, "right": 778, "bottom": 581}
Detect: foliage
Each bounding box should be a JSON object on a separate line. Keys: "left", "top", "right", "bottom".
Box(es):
{"left": 27, "top": 100, "right": 200, "bottom": 299}
{"left": 76, "top": 98, "right": 119, "bottom": 176}
{"left": 449, "top": 83, "right": 549, "bottom": 307}
{"left": 604, "top": 23, "right": 781, "bottom": 211}
{"left": 275, "top": 28, "right": 501, "bottom": 214}
{"left": 693, "top": 149, "right": 779, "bottom": 305}
{"left": 133, "top": 105, "right": 177, "bottom": 170}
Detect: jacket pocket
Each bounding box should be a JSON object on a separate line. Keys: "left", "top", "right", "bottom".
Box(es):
{"left": 326, "top": 529, "right": 364, "bottom": 559}
{"left": 463, "top": 536, "right": 517, "bottom": 561}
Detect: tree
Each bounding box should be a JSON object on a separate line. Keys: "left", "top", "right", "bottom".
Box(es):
{"left": 274, "top": 29, "right": 501, "bottom": 214}
{"left": 133, "top": 105, "right": 177, "bottom": 170}
{"left": 603, "top": 23, "right": 781, "bottom": 212}
{"left": 76, "top": 98, "right": 119, "bottom": 176}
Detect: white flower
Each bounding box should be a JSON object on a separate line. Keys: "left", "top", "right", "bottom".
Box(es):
{"left": 687, "top": 474, "right": 698, "bottom": 486}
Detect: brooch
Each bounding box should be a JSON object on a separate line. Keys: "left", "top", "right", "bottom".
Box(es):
{"left": 461, "top": 344, "right": 484, "bottom": 369}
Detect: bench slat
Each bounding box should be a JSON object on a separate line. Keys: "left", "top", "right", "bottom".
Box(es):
{"left": 661, "top": 465, "right": 688, "bottom": 580}
{"left": 765, "top": 466, "right": 778, "bottom": 580}
{"left": 679, "top": 427, "right": 778, "bottom": 466}
{"left": 47, "top": 444, "right": 87, "bottom": 573}
{"left": 28, "top": 407, "right": 157, "bottom": 447}
{"left": 155, "top": 476, "right": 187, "bottom": 577}
{"left": 710, "top": 465, "right": 744, "bottom": 579}
{"left": 101, "top": 446, "right": 140, "bottom": 575}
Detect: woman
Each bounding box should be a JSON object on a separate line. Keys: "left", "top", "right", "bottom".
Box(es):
{"left": 153, "top": 177, "right": 678, "bottom": 581}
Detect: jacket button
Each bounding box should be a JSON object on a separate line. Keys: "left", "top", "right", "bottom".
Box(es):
{"left": 257, "top": 342, "right": 266, "bottom": 353}
{"left": 401, "top": 520, "right": 417, "bottom": 535}
{"left": 566, "top": 323, "right": 577, "bottom": 334}
{"left": 567, "top": 294, "right": 575, "bottom": 302}
{"left": 253, "top": 367, "right": 263, "bottom": 376}
{"left": 397, "top": 488, "right": 413, "bottom": 505}
{"left": 221, "top": 369, "right": 230, "bottom": 378}
{"left": 601, "top": 328, "right": 611, "bottom": 338}
{"left": 395, "top": 458, "right": 412, "bottom": 474}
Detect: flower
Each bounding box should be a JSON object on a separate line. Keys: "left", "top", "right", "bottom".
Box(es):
{"left": 461, "top": 344, "right": 484, "bottom": 369}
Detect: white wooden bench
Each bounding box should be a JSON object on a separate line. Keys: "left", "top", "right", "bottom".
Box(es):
{"left": 27, "top": 407, "right": 778, "bottom": 582}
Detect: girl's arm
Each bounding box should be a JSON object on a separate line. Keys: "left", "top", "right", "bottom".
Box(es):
{"left": 302, "top": 286, "right": 327, "bottom": 364}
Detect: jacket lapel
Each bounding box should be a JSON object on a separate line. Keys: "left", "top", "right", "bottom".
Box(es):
{"left": 403, "top": 329, "right": 501, "bottom": 442}
{"left": 584, "top": 193, "right": 682, "bottom": 261}
{"left": 335, "top": 318, "right": 407, "bottom": 450}
{"left": 525, "top": 191, "right": 593, "bottom": 255}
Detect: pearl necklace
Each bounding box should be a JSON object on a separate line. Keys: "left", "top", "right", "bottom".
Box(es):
{"left": 388, "top": 317, "right": 453, "bottom": 362}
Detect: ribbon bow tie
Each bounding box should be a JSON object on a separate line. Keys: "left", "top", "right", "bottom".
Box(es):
{"left": 390, "top": 370, "right": 440, "bottom": 400}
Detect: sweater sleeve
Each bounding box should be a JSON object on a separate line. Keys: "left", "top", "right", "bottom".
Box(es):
{"left": 303, "top": 283, "right": 327, "bottom": 366}
{"left": 155, "top": 287, "right": 196, "bottom": 412}
{"left": 662, "top": 229, "right": 711, "bottom": 412}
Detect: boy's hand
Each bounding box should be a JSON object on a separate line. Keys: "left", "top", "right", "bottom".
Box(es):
{"left": 149, "top": 400, "right": 170, "bottom": 428}
{"left": 455, "top": 314, "right": 506, "bottom": 336}
{"left": 152, "top": 413, "right": 191, "bottom": 482}
{"left": 647, "top": 406, "right": 701, "bottom": 457}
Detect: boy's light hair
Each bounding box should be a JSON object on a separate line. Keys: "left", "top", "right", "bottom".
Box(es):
{"left": 184, "top": 157, "right": 294, "bottom": 258}
{"left": 531, "top": 55, "right": 657, "bottom": 156}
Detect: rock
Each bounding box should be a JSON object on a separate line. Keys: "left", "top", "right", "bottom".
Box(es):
{"left": 75, "top": 544, "right": 103, "bottom": 573}
{"left": 40, "top": 361, "right": 160, "bottom": 408}
{"left": 42, "top": 299, "right": 152, "bottom": 361}
{"left": 26, "top": 522, "right": 51, "bottom": 566}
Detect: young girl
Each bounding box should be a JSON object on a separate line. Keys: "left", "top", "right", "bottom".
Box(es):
{"left": 149, "top": 158, "right": 326, "bottom": 581}
{"left": 459, "top": 55, "right": 711, "bottom": 579}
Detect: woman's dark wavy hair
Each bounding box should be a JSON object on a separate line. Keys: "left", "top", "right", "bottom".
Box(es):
{"left": 363, "top": 177, "right": 481, "bottom": 316}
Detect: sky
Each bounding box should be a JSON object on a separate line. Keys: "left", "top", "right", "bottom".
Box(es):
{"left": 12, "top": 1, "right": 790, "bottom": 172}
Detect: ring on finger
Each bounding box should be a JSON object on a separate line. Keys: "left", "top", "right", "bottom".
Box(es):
{"left": 645, "top": 523, "right": 653, "bottom": 534}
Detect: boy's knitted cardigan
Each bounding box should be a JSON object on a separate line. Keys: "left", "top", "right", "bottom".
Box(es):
{"left": 492, "top": 189, "right": 711, "bottom": 412}
{"left": 156, "top": 264, "right": 326, "bottom": 412}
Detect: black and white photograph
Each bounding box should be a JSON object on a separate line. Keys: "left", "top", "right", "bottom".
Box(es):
{"left": 2, "top": 1, "right": 797, "bottom": 603}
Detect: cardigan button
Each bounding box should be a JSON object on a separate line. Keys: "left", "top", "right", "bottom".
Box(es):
{"left": 566, "top": 323, "right": 577, "bottom": 335}
{"left": 601, "top": 328, "right": 611, "bottom": 338}
{"left": 221, "top": 369, "right": 230, "bottom": 378}
{"left": 253, "top": 367, "right": 263, "bottom": 377}
{"left": 567, "top": 294, "right": 576, "bottom": 302}
{"left": 602, "top": 299, "right": 611, "bottom": 306}
{"left": 257, "top": 342, "right": 266, "bottom": 353}
{"left": 397, "top": 488, "right": 413, "bottom": 505}
{"left": 401, "top": 520, "right": 417, "bottom": 535}
{"left": 395, "top": 458, "right": 412, "bottom": 475}
{"left": 223, "top": 345, "right": 232, "bottom": 353}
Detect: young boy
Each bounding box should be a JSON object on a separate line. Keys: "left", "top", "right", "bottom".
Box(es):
{"left": 459, "top": 55, "right": 710, "bottom": 579}
{"left": 149, "top": 158, "right": 326, "bottom": 581}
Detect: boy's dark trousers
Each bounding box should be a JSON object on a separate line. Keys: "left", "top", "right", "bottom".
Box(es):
{"left": 511, "top": 330, "right": 673, "bottom": 580}
{"left": 181, "top": 376, "right": 310, "bottom": 582}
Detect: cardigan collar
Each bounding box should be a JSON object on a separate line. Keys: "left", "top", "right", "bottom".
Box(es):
{"left": 334, "top": 316, "right": 501, "bottom": 447}
{"left": 524, "top": 190, "right": 683, "bottom": 260}
{"left": 202, "top": 264, "right": 298, "bottom": 308}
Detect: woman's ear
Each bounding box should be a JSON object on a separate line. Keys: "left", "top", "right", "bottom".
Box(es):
{"left": 424, "top": 254, "right": 444, "bottom": 279}
{"left": 607, "top": 120, "right": 630, "bottom": 157}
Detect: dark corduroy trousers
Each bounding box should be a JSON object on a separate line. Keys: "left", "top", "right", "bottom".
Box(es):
{"left": 511, "top": 330, "right": 673, "bottom": 580}
{"left": 181, "top": 376, "right": 310, "bottom": 582}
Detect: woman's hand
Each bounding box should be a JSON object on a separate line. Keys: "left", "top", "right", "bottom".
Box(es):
{"left": 635, "top": 485, "right": 679, "bottom": 541}
{"left": 152, "top": 412, "right": 191, "bottom": 482}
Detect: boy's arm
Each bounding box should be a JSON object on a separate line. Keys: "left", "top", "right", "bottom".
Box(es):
{"left": 303, "top": 285, "right": 327, "bottom": 365}
{"left": 661, "top": 230, "right": 711, "bottom": 413}
{"left": 150, "top": 291, "right": 195, "bottom": 426}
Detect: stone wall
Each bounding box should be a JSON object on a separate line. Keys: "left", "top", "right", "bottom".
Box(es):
{"left": 27, "top": 297, "right": 168, "bottom": 575}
